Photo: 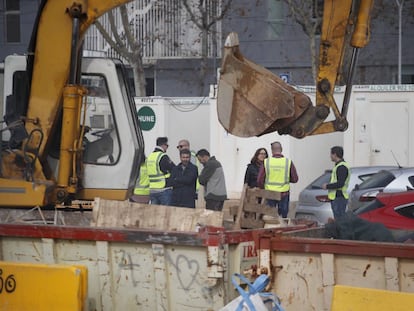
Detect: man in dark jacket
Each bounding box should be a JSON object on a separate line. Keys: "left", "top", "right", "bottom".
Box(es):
{"left": 196, "top": 149, "right": 227, "bottom": 211}
{"left": 322, "top": 146, "right": 350, "bottom": 219}
{"left": 171, "top": 149, "right": 198, "bottom": 208}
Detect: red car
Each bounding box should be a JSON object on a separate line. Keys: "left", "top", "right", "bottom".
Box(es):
{"left": 355, "top": 191, "right": 414, "bottom": 230}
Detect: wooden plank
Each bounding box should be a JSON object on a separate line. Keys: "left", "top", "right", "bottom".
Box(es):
{"left": 229, "top": 205, "right": 239, "bottom": 218}
{"left": 92, "top": 198, "right": 223, "bottom": 231}
{"left": 246, "top": 189, "right": 281, "bottom": 201}
{"left": 243, "top": 203, "right": 279, "bottom": 216}
{"left": 240, "top": 217, "right": 264, "bottom": 229}
{"left": 233, "top": 184, "right": 248, "bottom": 230}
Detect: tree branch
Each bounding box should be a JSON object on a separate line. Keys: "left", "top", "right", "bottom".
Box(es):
{"left": 94, "top": 20, "right": 126, "bottom": 56}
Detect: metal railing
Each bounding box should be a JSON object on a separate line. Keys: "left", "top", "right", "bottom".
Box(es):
{"left": 84, "top": 0, "right": 222, "bottom": 62}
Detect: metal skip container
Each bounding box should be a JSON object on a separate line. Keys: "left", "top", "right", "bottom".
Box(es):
{"left": 254, "top": 227, "right": 414, "bottom": 311}
{"left": 0, "top": 200, "right": 314, "bottom": 311}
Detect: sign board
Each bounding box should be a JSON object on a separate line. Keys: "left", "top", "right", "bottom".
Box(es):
{"left": 137, "top": 106, "right": 156, "bottom": 131}
{"left": 279, "top": 73, "right": 290, "bottom": 83}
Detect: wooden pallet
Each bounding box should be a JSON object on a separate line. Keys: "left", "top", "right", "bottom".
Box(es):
{"left": 231, "top": 185, "right": 282, "bottom": 229}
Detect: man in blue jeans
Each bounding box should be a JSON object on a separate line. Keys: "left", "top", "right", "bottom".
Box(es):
{"left": 322, "top": 146, "right": 350, "bottom": 219}
{"left": 147, "top": 137, "right": 175, "bottom": 205}
{"left": 257, "top": 141, "right": 298, "bottom": 218}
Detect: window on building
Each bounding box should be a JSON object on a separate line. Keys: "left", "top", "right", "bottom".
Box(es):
{"left": 402, "top": 74, "right": 414, "bottom": 84}
{"left": 4, "top": 0, "right": 21, "bottom": 43}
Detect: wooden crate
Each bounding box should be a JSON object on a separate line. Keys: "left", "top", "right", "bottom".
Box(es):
{"left": 231, "top": 185, "right": 282, "bottom": 229}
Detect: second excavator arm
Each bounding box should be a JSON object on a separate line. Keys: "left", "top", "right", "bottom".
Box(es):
{"left": 217, "top": 0, "right": 374, "bottom": 138}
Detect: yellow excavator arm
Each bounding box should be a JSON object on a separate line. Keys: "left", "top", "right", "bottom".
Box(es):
{"left": 217, "top": 0, "right": 374, "bottom": 138}
{"left": 24, "top": 0, "right": 135, "bottom": 159}
{"left": 1, "top": 0, "right": 138, "bottom": 206}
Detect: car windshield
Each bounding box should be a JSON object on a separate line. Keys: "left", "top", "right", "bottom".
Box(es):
{"left": 308, "top": 171, "right": 331, "bottom": 189}
{"left": 356, "top": 170, "right": 396, "bottom": 190}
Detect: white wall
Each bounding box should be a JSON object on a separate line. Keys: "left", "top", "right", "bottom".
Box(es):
{"left": 136, "top": 85, "right": 414, "bottom": 202}
{"left": 135, "top": 97, "right": 210, "bottom": 164}
{"left": 209, "top": 84, "right": 414, "bottom": 201}
{"left": 346, "top": 85, "right": 414, "bottom": 168}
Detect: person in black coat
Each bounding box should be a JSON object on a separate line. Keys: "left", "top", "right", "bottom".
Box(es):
{"left": 171, "top": 148, "right": 198, "bottom": 208}
{"left": 244, "top": 148, "right": 268, "bottom": 188}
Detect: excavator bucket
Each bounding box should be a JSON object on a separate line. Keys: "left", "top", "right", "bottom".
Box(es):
{"left": 217, "top": 32, "right": 312, "bottom": 137}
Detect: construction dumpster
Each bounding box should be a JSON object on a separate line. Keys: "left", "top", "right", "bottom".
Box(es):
{"left": 0, "top": 200, "right": 314, "bottom": 310}
{"left": 254, "top": 227, "right": 414, "bottom": 311}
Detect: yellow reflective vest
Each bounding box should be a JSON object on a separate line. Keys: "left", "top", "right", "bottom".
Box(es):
{"left": 147, "top": 151, "right": 170, "bottom": 189}
{"left": 264, "top": 157, "right": 291, "bottom": 192}
{"left": 328, "top": 161, "right": 350, "bottom": 200}
{"left": 134, "top": 162, "right": 150, "bottom": 195}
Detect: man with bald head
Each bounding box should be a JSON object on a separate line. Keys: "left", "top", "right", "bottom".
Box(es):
{"left": 177, "top": 139, "right": 198, "bottom": 166}
{"left": 257, "top": 141, "right": 298, "bottom": 218}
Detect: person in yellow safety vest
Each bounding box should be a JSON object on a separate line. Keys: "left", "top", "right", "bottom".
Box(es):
{"left": 147, "top": 137, "right": 175, "bottom": 205}
{"left": 257, "top": 141, "right": 298, "bottom": 218}
{"left": 176, "top": 139, "right": 201, "bottom": 192}
{"left": 130, "top": 156, "right": 150, "bottom": 204}
{"left": 322, "top": 146, "right": 350, "bottom": 220}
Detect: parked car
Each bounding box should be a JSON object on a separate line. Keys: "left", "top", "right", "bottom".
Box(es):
{"left": 348, "top": 167, "right": 414, "bottom": 212}
{"left": 294, "top": 166, "right": 398, "bottom": 225}
{"left": 354, "top": 191, "right": 414, "bottom": 230}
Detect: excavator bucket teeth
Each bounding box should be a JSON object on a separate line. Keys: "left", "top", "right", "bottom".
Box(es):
{"left": 217, "top": 32, "right": 311, "bottom": 137}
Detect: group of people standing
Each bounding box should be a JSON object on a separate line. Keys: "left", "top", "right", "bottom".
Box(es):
{"left": 244, "top": 142, "right": 349, "bottom": 220}
{"left": 131, "top": 137, "right": 227, "bottom": 211}
{"left": 132, "top": 136, "right": 349, "bottom": 221}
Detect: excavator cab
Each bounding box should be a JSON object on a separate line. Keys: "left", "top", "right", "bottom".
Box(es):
{"left": 0, "top": 0, "right": 148, "bottom": 207}
{"left": 217, "top": 0, "right": 374, "bottom": 139}
{"left": 0, "top": 56, "right": 144, "bottom": 206}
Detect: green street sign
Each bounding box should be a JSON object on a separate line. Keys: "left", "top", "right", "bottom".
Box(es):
{"left": 137, "top": 106, "right": 156, "bottom": 131}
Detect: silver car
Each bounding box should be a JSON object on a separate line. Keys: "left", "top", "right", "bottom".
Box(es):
{"left": 348, "top": 167, "right": 414, "bottom": 212}
{"left": 295, "top": 166, "right": 398, "bottom": 225}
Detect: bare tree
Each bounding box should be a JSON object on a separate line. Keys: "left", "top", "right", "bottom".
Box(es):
{"left": 281, "top": 0, "right": 322, "bottom": 81}
{"left": 182, "top": 0, "right": 233, "bottom": 94}
{"left": 95, "top": 4, "right": 147, "bottom": 96}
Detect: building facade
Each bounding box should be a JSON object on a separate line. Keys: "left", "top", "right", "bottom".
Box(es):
{"left": 1, "top": 0, "right": 414, "bottom": 97}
